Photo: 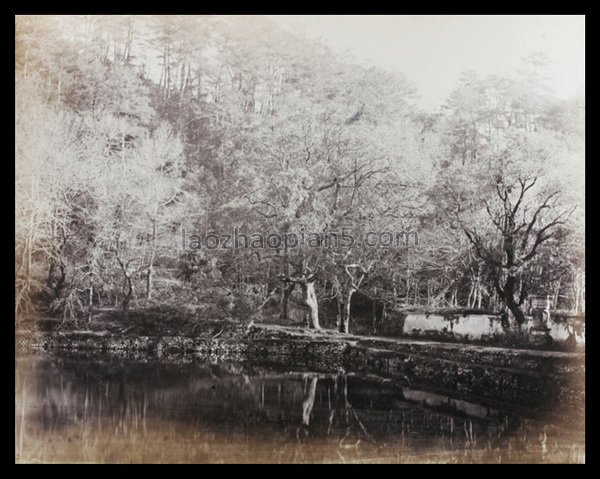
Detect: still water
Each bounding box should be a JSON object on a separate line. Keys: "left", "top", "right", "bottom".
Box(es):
{"left": 15, "top": 354, "right": 584, "bottom": 464}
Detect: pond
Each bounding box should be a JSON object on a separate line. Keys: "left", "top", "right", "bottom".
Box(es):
{"left": 15, "top": 354, "right": 584, "bottom": 464}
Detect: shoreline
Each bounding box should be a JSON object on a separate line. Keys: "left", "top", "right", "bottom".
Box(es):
{"left": 19, "top": 322, "right": 585, "bottom": 418}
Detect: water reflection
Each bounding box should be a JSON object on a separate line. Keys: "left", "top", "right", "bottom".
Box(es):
{"left": 15, "top": 354, "right": 584, "bottom": 463}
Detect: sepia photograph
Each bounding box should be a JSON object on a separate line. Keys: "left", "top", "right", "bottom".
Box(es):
{"left": 15, "top": 14, "right": 585, "bottom": 464}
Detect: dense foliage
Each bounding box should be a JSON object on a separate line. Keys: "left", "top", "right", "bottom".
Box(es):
{"left": 15, "top": 16, "right": 584, "bottom": 332}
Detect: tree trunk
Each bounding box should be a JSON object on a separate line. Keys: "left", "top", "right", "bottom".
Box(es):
{"left": 490, "top": 289, "right": 498, "bottom": 312}
{"left": 426, "top": 281, "right": 430, "bottom": 307}
{"left": 414, "top": 280, "right": 420, "bottom": 305}
{"left": 280, "top": 283, "right": 295, "bottom": 320}
{"left": 572, "top": 270, "right": 584, "bottom": 314}
{"left": 467, "top": 283, "right": 474, "bottom": 308}
{"left": 502, "top": 275, "right": 526, "bottom": 327}
{"left": 341, "top": 300, "right": 351, "bottom": 334}
{"left": 115, "top": 250, "right": 134, "bottom": 321}
{"left": 88, "top": 283, "right": 94, "bottom": 323}
{"left": 372, "top": 293, "right": 377, "bottom": 333}
{"left": 552, "top": 278, "right": 561, "bottom": 310}
{"left": 122, "top": 273, "right": 133, "bottom": 321}
{"left": 146, "top": 216, "right": 157, "bottom": 301}
{"left": 339, "top": 288, "right": 355, "bottom": 334}
{"left": 300, "top": 281, "right": 320, "bottom": 330}
{"left": 47, "top": 259, "right": 66, "bottom": 298}
{"left": 336, "top": 299, "right": 342, "bottom": 331}
{"left": 146, "top": 267, "right": 153, "bottom": 301}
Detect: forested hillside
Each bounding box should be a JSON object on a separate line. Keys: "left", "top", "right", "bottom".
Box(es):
{"left": 15, "top": 15, "right": 584, "bottom": 333}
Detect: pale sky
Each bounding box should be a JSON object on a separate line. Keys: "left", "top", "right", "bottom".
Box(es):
{"left": 269, "top": 15, "right": 585, "bottom": 111}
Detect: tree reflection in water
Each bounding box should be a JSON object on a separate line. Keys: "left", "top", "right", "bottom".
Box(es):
{"left": 15, "top": 354, "right": 584, "bottom": 464}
